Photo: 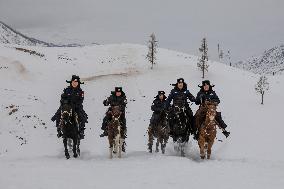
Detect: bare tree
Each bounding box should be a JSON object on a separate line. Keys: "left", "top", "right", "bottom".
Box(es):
{"left": 218, "top": 43, "right": 220, "bottom": 59}
{"left": 226, "top": 50, "right": 231, "bottom": 66}
{"left": 197, "top": 38, "right": 209, "bottom": 78}
{"left": 219, "top": 49, "right": 224, "bottom": 60}
{"left": 146, "top": 33, "right": 158, "bottom": 69}
{"left": 255, "top": 75, "right": 269, "bottom": 105}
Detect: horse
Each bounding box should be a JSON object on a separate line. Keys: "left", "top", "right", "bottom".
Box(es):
{"left": 59, "top": 101, "right": 80, "bottom": 159}
{"left": 197, "top": 101, "right": 218, "bottom": 159}
{"left": 168, "top": 105, "right": 192, "bottom": 157}
{"left": 107, "top": 106, "right": 125, "bottom": 159}
{"left": 148, "top": 111, "right": 170, "bottom": 154}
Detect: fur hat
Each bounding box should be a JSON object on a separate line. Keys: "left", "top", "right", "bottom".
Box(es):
{"left": 115, "top": 87, "right": 123, "bottom": 93}
{"left": 198, "top": 80, "right": 215, "bottom": 89}
{"left": 177, "top": 78, "right": 184, "bottom": 83}
{"left": 156, "top": 91, "right": 167, "bottom": 100}
{"left": 66, "top": 75, "right": 84, "bottom": 85}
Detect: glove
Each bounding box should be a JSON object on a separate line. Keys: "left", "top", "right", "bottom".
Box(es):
{"left": 57, "top": 132, "right": 62, "bottom": 138}
{"left": 79, "top": 133, "right": 85, "bottom": 139}
{"left": 222, "top": 130, "right": 230, "bottom": 138}
{"left": 51, "top": 115, "right": 56, "bottom": 122}
{"left": 103, "top": 100, "right": 108, "bottom": 106}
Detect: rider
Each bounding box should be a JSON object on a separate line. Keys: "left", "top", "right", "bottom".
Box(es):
{"left": 149, "top": 91, "right": 167, "bottom": 128}
{"left": 51, "top": 75, "right": 88, "bottom": 139}
{"left": 100, "top": 87, "right": 127, "bottom": 138}
{"left": 194, "top": 80, "right": 230, "bottom": 138}
{"left": 148, "top": 91, "right": 168, "bottom": 152}
{"left": 165, "top": 78, "right": 196, "bottom": 133}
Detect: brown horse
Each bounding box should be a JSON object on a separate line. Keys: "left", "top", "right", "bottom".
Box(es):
{"left": 197, "top": 101, "right": 218, "bottom": 159}
{"left": 148, "top": 111, "right": 170, "bottom": 154}
{"left": 107, "top": 106, "right": 124, "bottom": 159}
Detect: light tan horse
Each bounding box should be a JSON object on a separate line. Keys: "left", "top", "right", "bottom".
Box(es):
{"left": 198, "top": 101, "right": 218, "bottom": 159}
{"left": 107, "top": 106, "right": 124, "bottom": 159}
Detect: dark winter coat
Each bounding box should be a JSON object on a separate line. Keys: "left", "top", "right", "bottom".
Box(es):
{"left": 166, "top": 85, "right": 196, "bottom": 108}
{"left": 151, "top": 97, "right": 167, "bottom": 114}
{"left": 195, "top": 89, "right": 220, "bottom": 105}
{"left": 51, "top": 86, "right": 88, "bottom": 124}
{"left": 61, "top": 86, "right": 84, "bottom": 109}
{"left": 103, "top": 91, "right": 127, "bottom": 112}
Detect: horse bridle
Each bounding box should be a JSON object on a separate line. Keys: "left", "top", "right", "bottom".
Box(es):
{"left": 61, "top": 108, "right": 73, "bottom": 125}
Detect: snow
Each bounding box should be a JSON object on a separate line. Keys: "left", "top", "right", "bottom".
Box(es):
{"left": 0, "top": 43, "right": 284, "bottom": 189}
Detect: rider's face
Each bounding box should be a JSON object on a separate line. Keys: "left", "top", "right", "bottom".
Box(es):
{"left": 177, "top": 82, "right": 184, "bottom": 89}
{"left": 116, "top": 91, "right": 122, "bottom": 97}
{"left": 159, "top": 94, "right": 164, "bottom": 100}
{"left": 203, "top": 84, "right": 210, "bottom": 91}
{"left": 71, "top": 80, "right": 79, "bottom": 88}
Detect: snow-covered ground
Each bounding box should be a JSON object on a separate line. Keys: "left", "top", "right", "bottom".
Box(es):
{"left": 0, "top": 43, "right": 283, "bottom": 189}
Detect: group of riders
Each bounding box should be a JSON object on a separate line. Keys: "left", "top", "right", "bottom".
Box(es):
{"left": 51, "top": 75, "right": 230, "bottom": 153}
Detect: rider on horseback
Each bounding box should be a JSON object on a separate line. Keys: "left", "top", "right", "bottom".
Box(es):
{"left": 194, "top": 80, "right": 230, "bottom": 139}
{"left": 51, "top": 75, "right": 88, "bottom": 139}
{"left": 166, "top": 78, "right": 196, "bottom": 133}
{"left": 100, "top": 87, "right": 127, "bottom": 138}
{"left": 149, "top": 91, "right": 167, "bottom": 128}
{"left": 148, "top": 91, "right": 169, "bottom": 153}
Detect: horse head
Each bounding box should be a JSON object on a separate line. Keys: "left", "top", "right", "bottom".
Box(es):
{"left": 205, "top": 101, "right": 217, "bottom": 122}
{"left": 61, "top": 101, "right": 73, "bottom": 124}
{"left": 111, "top": 106, "right": 121, "bottom": 121}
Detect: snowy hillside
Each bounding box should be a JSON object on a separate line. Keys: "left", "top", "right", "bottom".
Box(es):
{"left": 234, "top": 45, "right": 284, "bottom": 75}
{"left": 0, "top": 21, "right": 53, "bottom": 46}
{"left": 0, "top": 21, "right": 84, "bottom": 47}
{"left": 0, "top": 43, "right": 283, "bottom": 189}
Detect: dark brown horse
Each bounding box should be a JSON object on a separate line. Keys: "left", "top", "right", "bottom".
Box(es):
{"left": 148, "top": 111, "right": 170, "bottom": 154}
{"left": 107, "top": 106, "right": 124, "bottom": 158}
{"left": 59, "top": 101, "right": 80, "bottom": 159}
{"left": 197, "top": 101, "right": 218, "bottom": 159}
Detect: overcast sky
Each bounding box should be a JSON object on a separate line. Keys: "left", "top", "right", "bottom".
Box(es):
{"left": 0, "top": 0, "right": 283, "bottom": 61}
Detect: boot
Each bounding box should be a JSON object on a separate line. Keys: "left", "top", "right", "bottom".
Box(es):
{"left": 216, "top": 112, "right": 227, "bottom": 129}
{"left": 148, "top": 143, "right": 153, "bottom": 153}
{"left": 79, "top": 129, "right": 85, "bottom": 139}
{"left": 122, "top": 141, "right": 126, "bottom": 152}
{"left": 57, "top": 128, "right": 62, "bottom": 138}
{"left": 100, "top": 130, "right": 108, "bottom": 137}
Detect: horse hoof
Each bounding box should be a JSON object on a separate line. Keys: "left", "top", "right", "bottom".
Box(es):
{"left": 73, "top": 153, "right": 78, "bottom": 158}
{"left": 200, "top": 156, "right": 205, "bottom": 159}
{"left": 65, "top": 154, "right": 70, "bottom": 159}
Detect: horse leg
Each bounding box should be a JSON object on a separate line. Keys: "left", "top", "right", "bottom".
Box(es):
{"left": 108, "top": 134, "right": 113, "bottom": 159}
{"left": 180, "top": 142, "right": 185, "bottom": 157}
{"left": 148, "top": 127, "right": 154, "bottom": 153}
{"left": 155, "top": 138, "right": 160, "bottom": 153}
{"left": 63, "top": 138, "right": 70, "bottom": 159}
{"left": 73, "top": 137, "right": 78, "bottom": 158}
{"left": 198, "top": 134, "right": 205, "bottom": 159}
{"left": 161, "top": 138, "right": 166, "bottom": 154}
{"left": 118, "top": 138, "right": 124, "bottom": 158}
{"left": 207, "top": 136, "right": 215, "bottom": 159}
{"left": 162, "top": 130, "right": 169, "bottom": 154}
{"left": 77, "top": 138, "right": 80, "bottom": 156}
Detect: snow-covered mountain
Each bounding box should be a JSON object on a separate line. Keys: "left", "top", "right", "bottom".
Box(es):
{"left": 0, "top": 21, "right": 54, "bottom": 46}
{"left": 0, "top": 21, "right": 85, "bottom": 47}
{"left": 0, "top": 43, "right": 283, "bottom": 189}
{"left": 234, "top": 45, "right": 284, "bottom": 75}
